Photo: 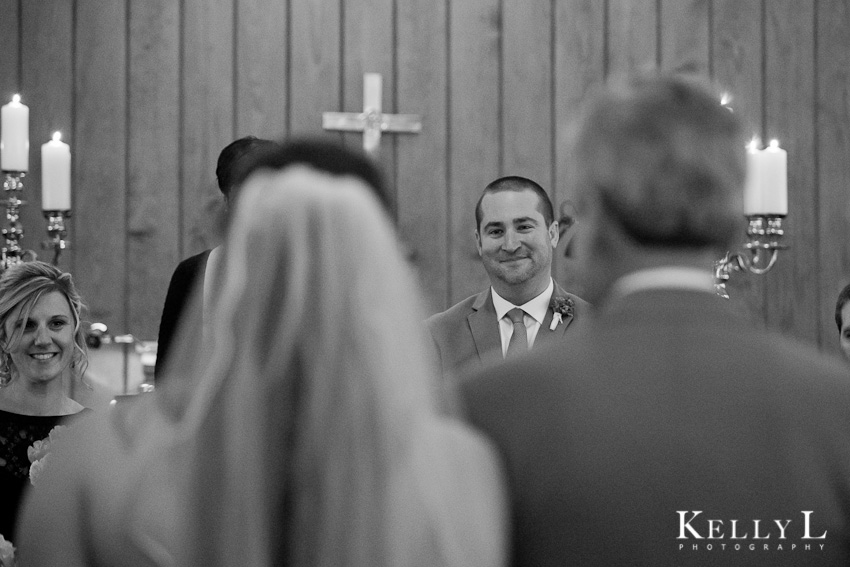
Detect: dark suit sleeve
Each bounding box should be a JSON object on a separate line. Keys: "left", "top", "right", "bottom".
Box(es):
{"left": 155, "top": 252, "right": 208, "bottom": 382}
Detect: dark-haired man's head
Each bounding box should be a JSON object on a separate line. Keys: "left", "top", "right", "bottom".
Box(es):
{"left": 475, "top": 176, "right": 554, "bottom": 231}
{"left": 216, "top": 136, "right": 280, "bottom": 205}
{"left": 474, "top": 176, "right": 559, "bottom": 305}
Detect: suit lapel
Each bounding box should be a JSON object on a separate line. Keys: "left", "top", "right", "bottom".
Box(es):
{"left": 467, "top": 289, "right": 503, "bottom": 366}
{"left": 534, "top": 282, "right": 575, "bottom": 350}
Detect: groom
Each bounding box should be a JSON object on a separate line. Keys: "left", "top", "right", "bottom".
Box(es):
{"left": 426, "top": 176, "right": 588, "bottom": 382}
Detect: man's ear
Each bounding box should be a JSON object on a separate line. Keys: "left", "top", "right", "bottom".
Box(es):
{"left": 474, "top": 228, "right": 483, "bottom": 257}
{"left": 548, "top": 221, "right": 560, "bottom": 248}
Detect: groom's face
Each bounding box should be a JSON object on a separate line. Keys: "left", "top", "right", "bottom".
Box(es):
{"left": 475, "top": 189, "right": 557, "bottom": 293}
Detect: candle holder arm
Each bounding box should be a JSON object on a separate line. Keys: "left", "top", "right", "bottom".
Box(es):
{"left": 713, "top": 215, "right": 787, "bottom": 298}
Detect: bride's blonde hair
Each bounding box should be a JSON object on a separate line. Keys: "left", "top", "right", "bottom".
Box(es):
{"left": 177, "top": 165, "right": 439, "bottom": 566}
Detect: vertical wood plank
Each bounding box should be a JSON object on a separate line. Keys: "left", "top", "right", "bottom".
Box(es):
{"left": 236, "top": 0, "right": 288, "bottom": 139}
{"left": 608, "top": 0, "right": 658, "bottom": 77}
{"left": 74, "top": 0, "right": 127, "bottom": 329}
{"left": 448, "top": 0, "right": 501, "bottom": 304}
{"left": 182, "top": 0, "right": 234, "bottom": 254}
{"left": 553, "top": 0, "right": 605, "bottom": 296}
{"left": 712, "top": 0, "right": 766, "bottom": 325}
{"left": 659, "top": 0, "right": 709, "bottom": 73}
{"left": 20, "top": 0, "right": 73, "bottom": 260}
{"left": 817, "top": 0, "right": 850, "bottom": 354}
{"left": 127, "top": 0, "right": 180, "bottom": 339}
{"left": 397, "top": 0, "right": 449, "bottom": 312}
{"left": 502, "top": 0, "right": 552, "bottom": 185}
{"left": 343, "top": 0, "right": 396, "bottom": 214}
{"left": 0, "top": 0, "right": 19, "bottom": 98}
{"left": 763, "top": 0, "right": 818, "bottom": 346}
{"left": 289, "top": 0, "right": 340, "bottom": 136}
{"left": 713, "top": 1, "right": 763, "bottom": 135}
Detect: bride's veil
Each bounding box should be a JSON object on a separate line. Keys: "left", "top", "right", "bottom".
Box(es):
{"left": 162, "top": 165, "right": 441, "bottom": 566}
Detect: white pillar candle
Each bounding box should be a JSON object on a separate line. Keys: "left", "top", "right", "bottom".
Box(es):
{"left": 41, "top": 132, "right": 71, "bottom": 210}
{"left": 761, "top": 140, "right": 788, "bottom": 215}
{"left": 744, "top": 139, "right": 787, "bottom": 216}
{"left": 1, "top": 94, "right": 30, "bottom": 172}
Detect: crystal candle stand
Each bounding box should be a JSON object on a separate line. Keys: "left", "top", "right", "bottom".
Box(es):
{"left": 2, "top": 171, "right": 27, "bottom": 269}
{"left": 714, "top": 215, "right": 787, "bottom": 298}
{"left": 0, "top": 170, "right": 72, "bottom": 270}
{"left": 42, "top": 209, "right": 70, "bottom": 266}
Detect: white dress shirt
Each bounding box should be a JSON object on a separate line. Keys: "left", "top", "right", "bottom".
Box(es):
{"left": 202, "top": 246, "right": 222, "bottom": 334}
{"left": 491, "top": 278, "right": 554, "bottom": 357}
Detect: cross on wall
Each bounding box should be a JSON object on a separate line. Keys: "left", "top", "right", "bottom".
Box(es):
{"left": 322, "top": 73, "right": 422, "bottom": 155}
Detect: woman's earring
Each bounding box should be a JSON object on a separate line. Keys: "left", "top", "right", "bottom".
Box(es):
{"left": 0, "top": 353, "right": 12, "bottom": 387}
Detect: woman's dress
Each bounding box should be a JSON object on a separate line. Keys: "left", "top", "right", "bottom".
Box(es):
{"left": 0, "top": 408, "right": 90, "bottom": 541}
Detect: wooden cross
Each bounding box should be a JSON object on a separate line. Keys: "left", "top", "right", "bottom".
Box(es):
{"left": 322, "top": 73, "right": 422, "bottom": 155}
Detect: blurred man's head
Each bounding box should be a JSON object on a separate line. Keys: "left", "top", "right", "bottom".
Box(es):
{"left": 234, "top": 137, "right": 390, "bottom": 214}
{"left": 568, "top": 72, "right": 747, "bottom": 303}
{"left": 835, "top": 283, "right": 850, "bottom": 361}
{"left": 474, "top": 176, "right": 558, "bottom": 305}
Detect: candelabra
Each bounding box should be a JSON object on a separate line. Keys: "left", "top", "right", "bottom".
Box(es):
{"left": 2, "top": 171, "right": 28, "bottom": 269}
{"left": 714, "top": 215, "right": 788, "bottom": 298}
{"left": 0, "top": 170, "right": 72, "bottom": 270}
{"left": 42, "top": 209, "right": 70, "bottom": 266}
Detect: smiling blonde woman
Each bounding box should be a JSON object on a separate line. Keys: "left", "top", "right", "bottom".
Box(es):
{"left": 0, "top": 261, "right": 91, "bottom": 545}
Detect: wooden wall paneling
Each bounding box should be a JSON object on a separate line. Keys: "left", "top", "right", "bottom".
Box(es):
{"left": 816, "top": 0, "right": 850, "bottom": 353}
{"left": 73, "top": 0, "right": 127, "bottom": 330}
{"left": 236, "top": 0, "right": 289, "bottom": 140}
{"left": 20, "top": 1, "right": 73, "bottom": 260}
{"left": 396, "top": 0, "right": 449, "bottom": 313}
{"left": 659, "top": 0, "right": 709, "bottom": 74}
{"left": 553, "top": 0, "right": 605, "bottom": 296}
{"left": 0, "top": 0, "right": 19, "bottom": 97}
{"left": 448, "top": 0, "right": 501, "bottom": 304}
{"left": 127, "top": 0, "right": 181, "bottom": 339}
{"left": 289, "top": 0, "right": 340, "bottom": 137}
{"left": 343, "top": 0, "right": 396, "bottom": 213}
{"left": 607, "top": 0, "right": 659, "bottom": 77}
{"left": 182, "top": 0, "right": 235, "bottom": 255}
{"left": 763, "top": 0, "right": 818, "bottom": 347}
{"left": 712, "top": 0, "right": 766, "bottom": 325}
{"left": 502, "top": 0, "right": 552, "bottom": 186}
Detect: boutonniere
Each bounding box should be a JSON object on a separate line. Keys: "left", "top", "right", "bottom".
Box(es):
{"left": 549, "top": 296, "right": 575, "bottom": 331}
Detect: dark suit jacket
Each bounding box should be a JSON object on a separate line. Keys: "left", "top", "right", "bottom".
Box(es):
{"left": 425, "top": 282, "right": 589, "bottom": 381}
{"left": 154, "top": 249, "right": 211, "bottom": 381}
{"left": 461, "top": 288, "right": 850, "bottom": 566}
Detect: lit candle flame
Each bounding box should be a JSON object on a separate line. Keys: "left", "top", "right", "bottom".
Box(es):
{"left": 720, "top": 93, "right": 731, "bottom": 106}
{"left": 769, "top": 139, "right": 780, "bottom": 149}
{"left": 52, "top": 131, "right": 62, "bottom": 142}
{"left": 11, "top": 94, "right": 20, "bottom": 104}
{"left": 747, "top": 137, "right": 761, "bottom": 151}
